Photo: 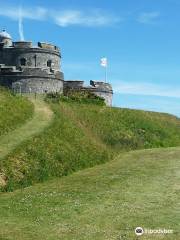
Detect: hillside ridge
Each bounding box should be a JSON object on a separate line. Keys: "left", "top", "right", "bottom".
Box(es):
{"left": 0, "top": 90, "right": 180, "bottom": 190}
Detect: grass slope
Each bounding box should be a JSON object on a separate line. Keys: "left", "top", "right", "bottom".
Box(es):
{"left": 0, "top": 147, "right": 179, "bottom": 240}
{"left": 0, "top": 97, "right": 53, "bottom": 161}
{"left": 0, "top": 92, "right": 180, "bottom": 239}
{"left": 0, "top": 88, "right": 33, "bottom": 136}
{"left": 1, "top": 102, "right": 111, "bottom": 191}
{"left": 1, "top": 100, "right": 180, "bottom": 190}
{"left": 65, "top": 103, "right": 180, "bottom": 150}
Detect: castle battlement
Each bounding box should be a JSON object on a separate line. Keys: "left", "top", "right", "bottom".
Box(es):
{"left": 12, "top": 41, "right": 33, "bottom": 48}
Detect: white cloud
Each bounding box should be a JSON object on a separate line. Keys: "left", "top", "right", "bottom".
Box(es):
{"left": 137, "top": 11, "right": 160, "bottom": 24}
{"left": 113, "top": 81, "right": 180, "bottom": 98}
{"left": 0, "top": 6, "right": 47, "bottom": 21}
{"left": 0, "top": 5, "right": 120, "bottom": 27}
{"left": 53, "top": 10, "right": 120, "bottom": 27}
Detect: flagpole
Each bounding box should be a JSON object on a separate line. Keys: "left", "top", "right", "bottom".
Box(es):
{"left": 105, "top": 64, "right": 107, "bottom": 83}
{"left": 101, "top": 57, "right": 108, "bottom": 83}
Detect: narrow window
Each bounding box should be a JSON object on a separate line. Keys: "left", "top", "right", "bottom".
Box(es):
{"left": 34, "top": 55, "right": 37, "bottom": 67}
{"left": 47, "top": 60, "right": 52, "bottom": 67}
{"left": 20, "top": 58, "right": 26, "bottom": 66}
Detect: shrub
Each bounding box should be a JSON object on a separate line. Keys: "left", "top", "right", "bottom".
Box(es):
{"left": 45, "top": 90, "right": 105, "bottom": 105}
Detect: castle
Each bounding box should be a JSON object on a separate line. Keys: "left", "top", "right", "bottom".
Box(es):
{"left": 0, "top": 30, "right": 113, "bottom": 106}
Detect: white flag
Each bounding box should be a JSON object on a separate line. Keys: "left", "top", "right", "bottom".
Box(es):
{"left": 101, "top": 57, "right": 107, "bottom": 67}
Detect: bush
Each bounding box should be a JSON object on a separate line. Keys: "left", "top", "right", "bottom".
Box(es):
{"left": 45, "top": 90, "right": 105, "bottom": 105}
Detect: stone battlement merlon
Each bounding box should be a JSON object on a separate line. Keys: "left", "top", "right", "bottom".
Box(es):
{"left": 1, "top": 46, "right": 61, "bottom": 58}
{"left": 13, "top": 41, "right": 33, "bottom": 48}
{"left": 8, "top": 41, "right": 61, "bottom": 54}
{"left": 38, "top": 42, "right": 60, "bottom": 52}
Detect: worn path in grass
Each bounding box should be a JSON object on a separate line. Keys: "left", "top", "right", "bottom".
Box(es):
{"left": 0, "top": 97, "right": 53, "bottom": 160}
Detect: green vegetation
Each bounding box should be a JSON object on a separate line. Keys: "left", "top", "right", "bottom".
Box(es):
{"left": 0, "top": 87, "right": 33, "bottom": 136}
{"left": 45, "top": 90, "right": 105, "bottom": 105}
{"left": 1, "top": 102, "right": 111, "bottom": 191}
{"left": 0, "top": 89, "right": 180, "bottom": 239}
{"left": 67, "top": 104, "right": 180, "bottom": 150}
{"left": 0, "top": 97, "right": 53, "bottom": 161}
{"left": 0, "top": 147, "right": 179, "bottom": 239}
{"left": 1, "top": 97, "right": 180, "bottom": 191}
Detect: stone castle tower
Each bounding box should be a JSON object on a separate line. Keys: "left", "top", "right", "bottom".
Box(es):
{"left": 0, "top": 30, "right": 64, "bottom": 94}
{"left": 0, "top": 30, "right": 113, "bottom": 106}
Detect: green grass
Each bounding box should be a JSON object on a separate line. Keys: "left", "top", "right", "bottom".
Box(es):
{"left": 1, "top": 100, "right": 180, "bottom": 191}
{"left": 0, "top": 147, "right": 179, "bottom": 240}
{"left": 1, "top": 102, "right": 111, "bottom": 191}
{"left": 64, "top": 103, "right": 180, "bottom": 150}
{"left": 0, "top": 88, "right": 33, "bottom": 136}
{"left": 0, "top": 90, "right": 180, "bottom": 239}
{"left": 0, "top": 96, "right": 53, "bottom": 161}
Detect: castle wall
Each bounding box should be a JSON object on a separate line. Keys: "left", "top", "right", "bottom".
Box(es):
{"left": 89, "top": 81, "right": 113, "bottom": 106}
{"left": 0, "top": 47, "right": 61, "bottom": 72}
{"left": 12, "top": 78, "right": 63, "bottom": 94}
{"left": 64, "top": 80, "right": 113, "bottom": 106}
{"left": 0, "top": 75, "right": 63, "bottom": 93}
{"left": 64, "top": 80, "right": 84, "bottom": 89}
{"left": 88, "top": 89, "right": 113, "bottom": 106}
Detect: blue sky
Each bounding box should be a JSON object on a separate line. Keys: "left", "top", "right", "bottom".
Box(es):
{"left": 0, "top": 0, "right": 180, "bottom": 116}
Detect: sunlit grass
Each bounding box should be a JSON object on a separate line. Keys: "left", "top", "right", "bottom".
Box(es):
{"left": 1, "top": 99, "right": 180, "bottom": 191}
{"left": 0, "top": 147, "right": 179, "bottom": 239}
{"left": 0, "top": 89, "right": 180, "bottom": 239}
{"left": 0, "top": 88, "right": 33, "bottom": 136}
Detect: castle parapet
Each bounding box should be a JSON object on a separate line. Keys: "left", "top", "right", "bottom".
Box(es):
{"left": 64, "top": 80, "right": 84, "bottom": 90}
{"left": 90, "top": 80, "right": 113, "bottom": 92}
{"left": 64, "top": 80, "right": 113, "bottom": 106}
{"left": 13, "top": 41, "right": 33, "bottom": 48}
{"left": 88, "top": 80, "right": 113, "bottom": 106}
{"left": 38, "top": 42, "right": 60, "bottom": 51}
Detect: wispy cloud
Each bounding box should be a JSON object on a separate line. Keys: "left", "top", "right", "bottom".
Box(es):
{"left": 0, "top": 6, "right": 47, "bottom": 21}
{"left": 0, "top": 5, "right": 47, "bottom": 40}
{"left": 0, "top": 5, "right": 120, "bottom": 27}
{"left": 113, "top": 81, "right": 180, "bottom": 98}
{"left": 53, "top": 10, "right": 120, "bottom": 27}
{"left": 137, "top": 11, "right": 160, "bottom": 24}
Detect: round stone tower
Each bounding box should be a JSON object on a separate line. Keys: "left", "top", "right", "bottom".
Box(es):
{"left": 0, "top": 32, "right": 64, "bottom": 93}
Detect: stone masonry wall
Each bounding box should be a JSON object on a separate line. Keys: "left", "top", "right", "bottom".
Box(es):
{"left": 91, "top": 90, "right": 113, "bottom": 106}
{"left": 0, "top": 74, "right": 63, "bottom": 93}
{"left": 12, "top": 78, "right": 63, "bottom": 94}
{"left": 0, "top": 48, "right": 60, "bottom": 72}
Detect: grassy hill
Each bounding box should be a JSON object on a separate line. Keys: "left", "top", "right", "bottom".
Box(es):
{"left": 0, "top": 88, "right": 33, "bottom": 136}
{"left": 0, "top": 89, "right": 180, "bottom": 239}
{"left": 0, "top": 94, "right": 180, "bottom": 191}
